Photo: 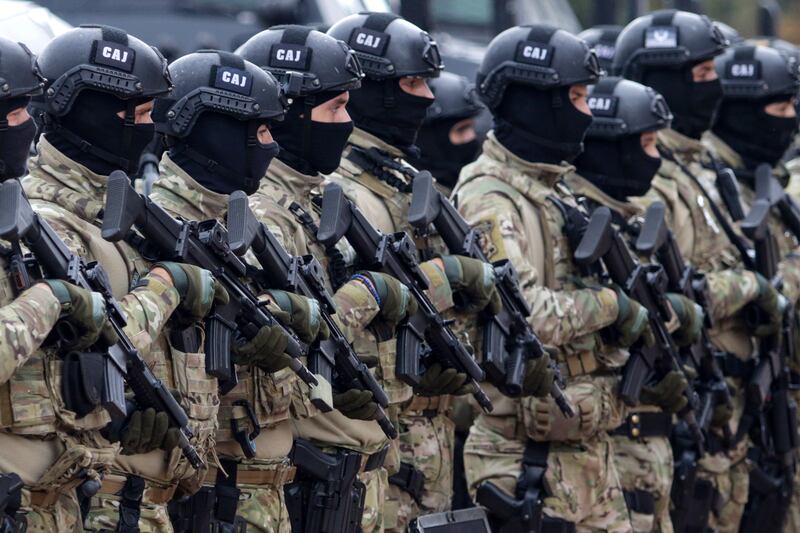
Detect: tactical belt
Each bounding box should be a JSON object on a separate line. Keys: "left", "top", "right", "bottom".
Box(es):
{"left": 610, "top": 412, "right": 673, "bottom": 439}
{"left": 203, "top": 463, "right": 296, "bottom": 487}
{"left": 361, "top": 446, "right": 389, "bottom": 473}
{"left": 97, "top": 475, "right": 177, "bottom": 505}
{"left": 623, "top": 489, "right": 656, "bottom": 516}
{"left": 388, "top": 462, "right": 426, "bottom": 503}
{"left": 404, "top": 395, "right": 451, "bottom": 417}
{"left": 716, "top": 352, "right": 756, "bottom": 379}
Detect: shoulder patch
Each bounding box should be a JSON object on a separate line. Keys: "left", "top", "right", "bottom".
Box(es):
{"left": 515, "top": 41, "right": 553, "bottom": 67}
{"left": 269, "top": 43, "right": 311, "bottom": 70}
{"left": 726, "top": 60, "right": 760, "bottom": 80}
{"left": 474, "top": 216, "right": 507, "bottom": 263}
{"left": 587, "top": 95, "right": 618, "bottom": 117}
{"left": 212, "top": 66, "right": 253, "bottom": 96}
{"left": 645, "top": 26, "right": 678, "bottom": 49}
{"left": 91, "top": 40, "right": 135, "bottom": 72}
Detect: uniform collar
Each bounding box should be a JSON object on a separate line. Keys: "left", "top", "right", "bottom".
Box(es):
{"left": 262, "top": 157, "right": 323, "bottom": 202}
{"left": 563, "top": 172, "right": 643, "bottom": 220}
{"left": 348, "top": 127, "right": 405, "bottom": 158}
{"left": 703, "top": 131, "right": 744, "bottom": 170}
{"left": 155, "top": 153, "right": 230, "bottom": 221}
{"left": 658, "top": 128, "right": 708, "bottom": 164}
{"left": 482, "top": 131, "right": 573, "bottom": 188}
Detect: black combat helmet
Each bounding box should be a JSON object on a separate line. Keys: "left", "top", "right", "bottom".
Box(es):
{"left": 236, "top": 26, "right": 364, "bottom": 175}
{"left": 152, "top": 50, "right": 287, "bottom": 195}
{"left": 36, "top": 25, "right": 171, "bottom": 117}
{"left": 0, "top": 36, "right": 45, "bottom": 179}
{"left": 716, "top": 22, "right": 744, "bottom": 46}
{"left": 326, "top": 12, "right": 443, "bottom": 80}
{"left": 152, "top": 50, "right": 286, "bottom": 139}
{"left": 236, "top": 25, "right": 363, "bottom": 99}
{"left": 476, "top": 25, "right": 601, "bottom": 110}
{"left": 586, "top": 77, "right": 673, "bottom": 138}
{"left": 425, "top": 71, "right": 484, "bottom": 122}
{"left": 576, "top": 77, "right": 672, "bottom": 200}
{"left": 712, "top": 44, "right": 800, "bottom": 167}
{"left": 578, "top": 25, "right": 623, "bottom": 72}
{"left": 612, "top": 10, "right": 728, "bottom": 79}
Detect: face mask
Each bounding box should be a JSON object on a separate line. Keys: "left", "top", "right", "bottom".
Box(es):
{"left": 575, "top": 135, "right": 662, "bottom": 201}
{"left": 170, "top": 113, "right": 279, "bottom": 196}
{"left": 0, "top": 118, "right": 37, "bottom": 179}
{"left": 643, "top": 67, "right": 723, "bottom": 140}
{"left": 713, "top": 98, "right": 799, "bottom": 168}
{"left": 271, "top": 98, "right": 354, "bottom": 175}
{"left": 494, "top": 85, "right": 593, "bottom": 163}
{"left": 347, "top": 79, "right": 434, "bottom": 152}
{"left": 45, "top": 91, "right": 154, "bottom": 175}
{"left": 408, "top": 117, "right": 480, "bottom": 189}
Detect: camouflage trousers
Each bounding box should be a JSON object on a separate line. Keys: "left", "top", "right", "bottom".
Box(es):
{"left": 384, "top": 412, "right": 455, "bottom": 532}
{"left": 84, "top": 494, "right": 172, "bottom": 532}
{"left": 22, "top": 489, "right": 84, "bottom": 533}
{"left": 360, "top": 466, "right": 387, "bottom": 532}
{"left": 464, "top": 415, "right": 632, "bottom": 532}
{"left": 697, "top": 438, "right": 750, "bottom": 533}
{"left": 610, "top": 434, "right": 674, "bottom": 533}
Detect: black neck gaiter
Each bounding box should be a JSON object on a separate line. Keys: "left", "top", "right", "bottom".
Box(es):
{"left": 169, "top": 112, "right": 279, "bottom": 195}
{"left": 271, "top": 93, "right": 354, "bottom": 176}
{"left": 0, "top": 97, "right": 37, "bottom": 179}
{"left": 407, "top": 116, "right": 480, "bottom": 190}
{"left": 642, "top": 66, "right": 723, "bottom": 140}
{"left": 347, "top": 79, "right": 433, "bottom": 154}
{"left": 493, "top": 85, "right": 593, "bottom": 164}
{"left": 575, "top": 134, "right": 662, "bottom": 201}
{"left": 712, "top": 97, "right": 799, "bottom": 169}
{"left": 45, "top": 91, "right": 154, "bottom": 176}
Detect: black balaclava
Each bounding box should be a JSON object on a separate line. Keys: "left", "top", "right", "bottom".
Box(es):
{"left": 45, "top": 91, "right": 155, "bottom": 176}
{"left": 346, "top": 78, "right": 433, "bottom": 155}
{"left": 408, "top": 116, "right": 480, "bottom": 190}
{"left": 169, "top": 112, "right": 279, "bottom": 196}
{"left": 494, "top": 84, "right": 593, "bottom": 164}
{"left": 271, "top": 91, "right": 354, "bottom": 176}
{"left": 642, "top": 64, "right": 723, "bottom": 140}
{"left": 575, "top": 134, "right": 662, "bottom": 201}
{"left": 712, "top": 95, "right": 799, "bottom": 169}
{"left": 0, "top": 96, "right": 37, "bottom": 179}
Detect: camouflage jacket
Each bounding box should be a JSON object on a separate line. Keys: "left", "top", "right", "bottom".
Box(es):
{"left": 23, "top": 138, "right": 217, "bottom": 488}
{"left": 640, "top": 128, "right": 760, "bottom": 359}
{"left": 151, "top": 153, "right": 301, "bottom": 462}
{"left": 249, "top": 156, "right": 393, "bottom": 455}
{"left": 452, "top": 133, "right": 624, "bottom": 421}
{"left": 704, "top": 132, "right": 800, "bottom": 306}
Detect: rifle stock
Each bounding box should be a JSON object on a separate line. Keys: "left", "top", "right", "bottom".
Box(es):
{"left": 319, "top": 183, "right": 494, "bottom": 412}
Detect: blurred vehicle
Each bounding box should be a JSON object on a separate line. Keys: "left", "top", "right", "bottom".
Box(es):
{"left": 0, "top": 0, "right": 72, "bottom": 53}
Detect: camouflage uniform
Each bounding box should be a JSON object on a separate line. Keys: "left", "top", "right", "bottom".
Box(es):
{"left": 22, "top": 137, "right": 213, "bottom": 533}
{"left": 326, "top": 128, "right": 459, "bottom": 531}
{"left": 150, "top": 154, "right": 298, "bottom": 533}
{"left": 637, "top": 128, "right": 764, "bottom": 533}
{"left": 703, "top": 132, "right": 800, "bottom": 533}
{"left": 453, "top": 132, "right": 632, "bottom": 532}
{"left": 565, "top": 173, "right": 674, "bottom": 533}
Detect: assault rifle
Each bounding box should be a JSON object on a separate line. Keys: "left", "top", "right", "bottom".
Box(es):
{"left": 753, "top": 163, "right": 800, "bottom": 241}
{"left": 317, "top": 182, "right": 493, "bottom": 412}
{"left": 101, "top": 172, "right": 326, "bottom": 409}
{"left": 0, "top": 180, "right": 203, "bottom": 469}
{"left": 408, "top": 172, "right": 574, "bottom": 417}
{"left": 574, "top": 206, "right": 704, "bottom": 450}
{"left": 225, "top": 191, "right": 397, "bottom": 439}
{"left": 636, "top": 201, "right": 733, "bottom": 532}
{"left": 737, "top": 196, "right": 798, "bottom": 532}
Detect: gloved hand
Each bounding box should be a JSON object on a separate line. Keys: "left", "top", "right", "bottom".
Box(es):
{"left": 358, "top": 272, "right": 418, "bottom": 330}
{"left": 639, "top": 371, "right": 688, "bottom": 413}
{"left": 268, "top": 290, "right": 330, "bottom": 344}
{"left": 711, "top": 400, "right": 734, "bottom": 429}
{"left": 609, "top": 287, "right": 654, "bottom": 348}
{"left": 666, "top": 293, "right": 704, "bottom": 347}
{"left": 522, "top": 354, "right": 556, "bottom": 398}
{"left": 42, "top": 280, "right": 118, "bottom": 349}
{"left": 153, "top": 262, "right": 229, "bottom": 324}
{"left": 232, "top": 324, "right": 290, "bottom": 373}
{"left": 119, "top": 407, "right": 180, "bottom": 455}
{"left": 439, "top": 255, "right": 502, "bottom": 314}
{"left": 416, "top": 363, "right": 474, "bottom": 396}
{"left": 334, "top": 389, "right": 379, "bottom": 421}
{"left": 752, "top": 273, "right": 784, "bottom": 337}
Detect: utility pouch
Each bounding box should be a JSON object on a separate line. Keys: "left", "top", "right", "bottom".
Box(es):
{"left": 61, "top": 351, "right": 105, "bottom": 418}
